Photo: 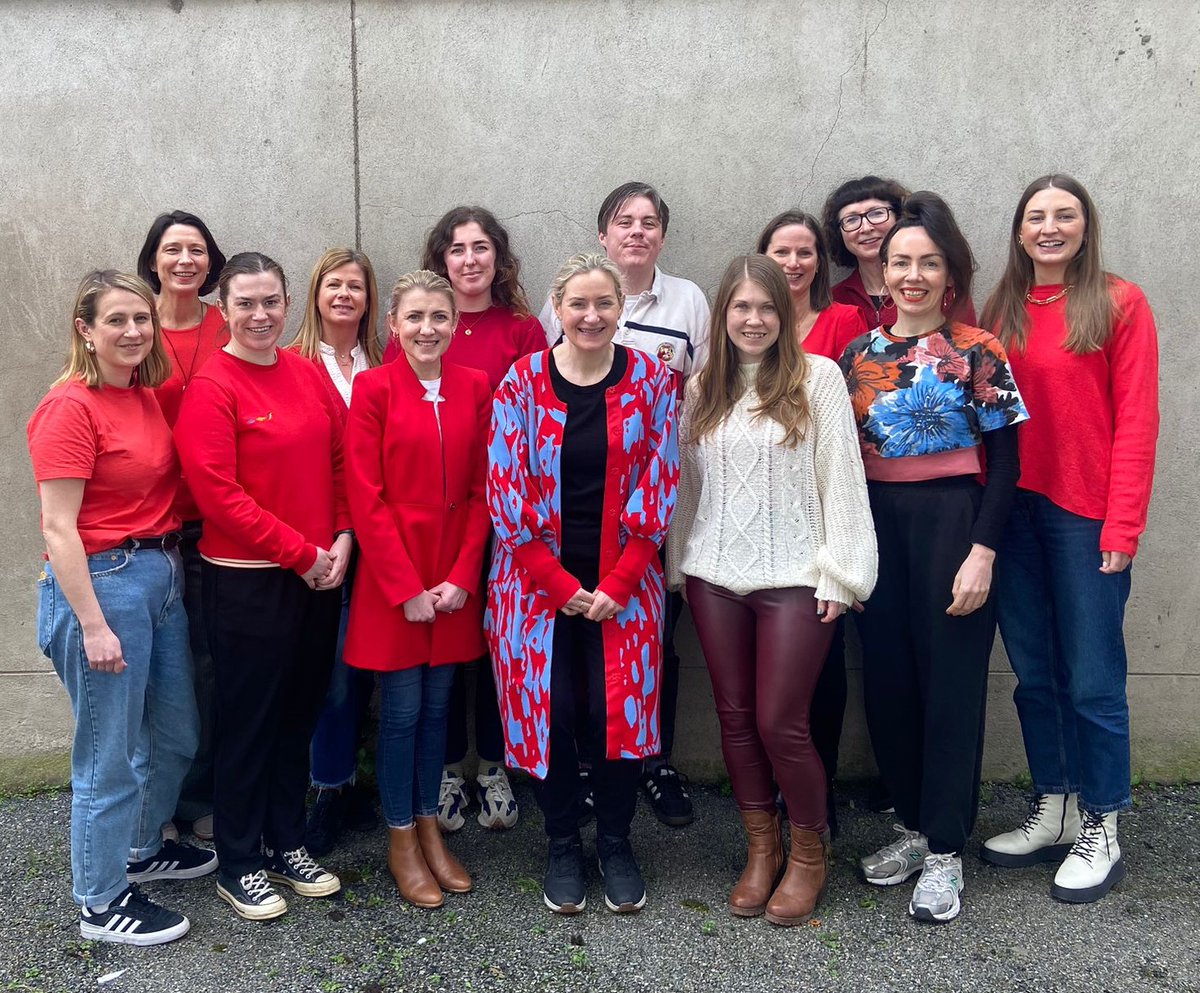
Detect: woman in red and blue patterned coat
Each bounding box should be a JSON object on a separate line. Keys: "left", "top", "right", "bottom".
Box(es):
{"left": 486, "top": 253, "right": 678, "bottom": 917}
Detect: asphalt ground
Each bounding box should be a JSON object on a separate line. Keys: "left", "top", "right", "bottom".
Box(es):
{"left": 1, "top": 781, "right": 1197, "bottom": 993}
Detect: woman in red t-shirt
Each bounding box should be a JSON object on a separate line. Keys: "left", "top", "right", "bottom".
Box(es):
{"left": 136, "top": 210, "right": 228, "bottom": 842}
{"left": 755, "top": 209, "right": 868, "bottom": 842}
{"left": 385, "top": 206, "right": 545, "bottom": 834}
{"left": 28, "top": 271, "right": 217, "bottom": 946}
{"left": 979, "top": 175, "right": 1160, "bottom": 905}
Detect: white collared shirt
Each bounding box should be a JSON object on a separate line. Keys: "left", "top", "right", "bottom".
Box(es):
{"left": 539, "top": 265, "right": 710, "bottom": 379}
{"left": 420, "top": 377, "right": 444, "bottom": 439}
{"left": 318, "top": 341, "right": 370, "bottom": 406}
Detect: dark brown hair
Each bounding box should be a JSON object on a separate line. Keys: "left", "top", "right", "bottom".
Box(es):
{"left": 422, "top": 206, "right": 532, "bottom": 317}
{"left": 756, "top": 210, "right": 833, "bottom": 311}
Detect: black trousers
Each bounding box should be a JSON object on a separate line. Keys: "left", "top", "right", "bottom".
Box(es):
{"left": 535, "top": 603, "right": 641, "bottom": 840}
{"left": 856, "top": 478, "right": 994, "bottom": 855}
{"left": 444, "top": 656, "right": 505, "bottom": 766}
{"left": 203, "top": 564, "right": 341, "bottom": 876}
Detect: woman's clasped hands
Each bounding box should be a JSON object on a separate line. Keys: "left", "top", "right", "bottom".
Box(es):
{"left": 562, "top": 587, "right": 622, "bottom": 622}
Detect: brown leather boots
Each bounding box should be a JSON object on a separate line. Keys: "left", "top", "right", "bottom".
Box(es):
{"left": 387, "top": 819, "right": 473, "bottom": 909}
{"left": 729, "top": 810, "right": 828, "bottom": 926}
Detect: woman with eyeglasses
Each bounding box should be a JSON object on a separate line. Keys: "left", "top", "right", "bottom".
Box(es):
{"left": 823, "top": 176, "right": 979, "bottom": 333}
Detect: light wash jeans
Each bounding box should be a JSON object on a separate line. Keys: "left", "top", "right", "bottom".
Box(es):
{"left": 38, "top": 545, "right": 198, "bottom": 909}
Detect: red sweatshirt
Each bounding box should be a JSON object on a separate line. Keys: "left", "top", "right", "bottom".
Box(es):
{"left": 155, "top": 305, "right": 229, "bottom": 520}
{"left": 174, "top": 348, "right": 350, "bottom": 574}
{"left": 1004, "top": 279, "right": 1159, "bottom": 556}
{"left": 383, "top": 306, "right": 545, "bottom": 391}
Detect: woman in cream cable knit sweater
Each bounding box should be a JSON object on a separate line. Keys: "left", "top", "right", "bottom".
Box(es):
{"left": 668, "top": 255, "right": 877, "bottom": 926}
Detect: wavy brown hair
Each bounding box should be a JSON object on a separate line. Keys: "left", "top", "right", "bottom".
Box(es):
{"left": 293, "top": 248, "right": 382, "bottom": 366}
{"left": 687, "top": 255, "right": 810, "bottom": 449}
{"left": 422, "top": 206, "right": 532, "bottom": 317}
{"left": 981, "top": 174, "right": 1115, "bottom": 354}
{"left": 55, "top": 270, "right": 170, "bottom": 388}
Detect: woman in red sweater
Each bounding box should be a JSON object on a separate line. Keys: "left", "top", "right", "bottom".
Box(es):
{"left": 386, "top": 206, "right": 544, "bottom": 833}
{"left": 291, "top": 248, "right": 383, "bottom": 856}
{"left": 343, "top": 270, "right": 492, "bottom": 908}
{"left": 28, "top": 271, "right": 216, "bottom": 946}
{"left": 175, "top": 252, "right": 352, "bottom": 921}
{"left": 757, "top": 210, "right": 868, "bottom": 839}
{"left": 979, "top": 175, "right": 1159, "bottom": 904}
{"left": 136, "top": 210, "right": 227, "bottom": 841}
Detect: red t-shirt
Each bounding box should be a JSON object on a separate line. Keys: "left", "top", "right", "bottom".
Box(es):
{"left": 383, "top": 306, "right": 544, "bottom": 391}
{"left": 174, "top": 348, "right": 350, "bottom": 574}
{"left": 1003, "top": 279, "right": 1159, "bottom": 556}
{"left": 804, "top": 301, "right": 868, "bottom": 362}
{"left": 155, "top": 305, "right": 228, "bottom": 520}
{"left": 27, "top": 379, "right": 181, "bottom": 554}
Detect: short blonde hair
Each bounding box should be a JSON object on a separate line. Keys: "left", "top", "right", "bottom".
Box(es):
{"left": 54, "top": 271, "right": 170, "bottom": 389}
{"left": 387, "top": 270, "right": 456, "bottom": 318}
{"left": 550, "top": 253, "right": 624, "bottom": 307}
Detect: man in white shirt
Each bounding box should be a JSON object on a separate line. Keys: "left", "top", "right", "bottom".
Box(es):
{"left": 541, "top": 181, "right": 710, "bottom": 827}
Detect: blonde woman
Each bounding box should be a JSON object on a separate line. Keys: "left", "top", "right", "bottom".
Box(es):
{"left": 669, "top": 255, "right": 876, "bottom": 926}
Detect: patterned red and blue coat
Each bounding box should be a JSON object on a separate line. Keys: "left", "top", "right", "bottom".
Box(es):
{"left": 485, "top": 348, "right": 679, "bottom": 779}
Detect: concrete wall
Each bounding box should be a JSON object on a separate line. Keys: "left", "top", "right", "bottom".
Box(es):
{"left": 2, "top": 0, "right": 1197, "bottom": 786}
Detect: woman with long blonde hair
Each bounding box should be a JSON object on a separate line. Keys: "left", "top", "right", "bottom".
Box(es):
{"left": 292, "top": 248, "right": 383, "bottom": 858}
{"left": 668, "top": 255, "right": 876, "bottom": 926}
{"left": 979, "top": 175, "right": 1159, "bottom": 904}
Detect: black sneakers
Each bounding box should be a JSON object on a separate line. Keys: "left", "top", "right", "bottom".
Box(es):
{"left": 641, "top": 764, "right": 693, "bottom": 827}
{"left": 127, "top": 839, "right": 218, "bottom": 883}
{"left": 80, "top": 885, "right": 190, "bottom": 946}
{"left": 597, "top": 834, "right": 647, "bottom": 913}
{"left": 543, "top": 835, "right": 587, "bottom": 914}
{"left": 264, "top": 846, "right": 341, "bottom": 897}
{"left": 305, "top": 785, "right": 380, "bottom": 857}
{"left": 217, "top": 869, "right": 288, "bottom": 921}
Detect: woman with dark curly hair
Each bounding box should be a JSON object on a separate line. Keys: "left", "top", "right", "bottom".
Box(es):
{"left": 386, "top": 206, "right": 544, "bottom": 833}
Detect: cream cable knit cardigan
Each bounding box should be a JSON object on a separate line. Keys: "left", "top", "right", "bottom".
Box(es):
{"left": 667, "top": 356, "right": 877, "bottom": 605}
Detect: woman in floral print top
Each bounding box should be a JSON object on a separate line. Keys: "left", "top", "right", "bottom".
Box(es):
{"left": 837, "top": 192, "right": 1028, "bottom": 926}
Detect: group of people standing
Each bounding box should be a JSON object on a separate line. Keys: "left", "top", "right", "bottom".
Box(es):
{"left": 27, "top": 170, "right": 1158, "bottom": 945}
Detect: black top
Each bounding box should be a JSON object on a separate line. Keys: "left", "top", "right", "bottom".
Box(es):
{"left": 549, "top": 345, "right": 629, "bottom": 580}
{"left": 972, "top": 425, "right": 1020, "bottom": 551}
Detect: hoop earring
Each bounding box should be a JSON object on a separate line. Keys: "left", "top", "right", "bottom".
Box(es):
{"left": 941, "top": 286, "right": 957, "bottom": 315}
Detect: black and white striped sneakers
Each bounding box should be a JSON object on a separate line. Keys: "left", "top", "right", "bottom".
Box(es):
{"left": 80, "top": 885, "right": 190, "bottom": 946}
{"left": 127, "top": 839, "right": 219, "bottom": 882}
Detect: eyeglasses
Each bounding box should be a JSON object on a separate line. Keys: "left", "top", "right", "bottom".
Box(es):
{"left": 838, "top": 206, "right": 894, "bottom": 232}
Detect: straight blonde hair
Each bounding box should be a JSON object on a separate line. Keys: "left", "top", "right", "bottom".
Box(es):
{"left": 54, "top": 270, "right": 170, "bottom": 388}
{"left": 293, "top": 248, "right": 382, "bottom": 366}
{"left": 688, "top": 255, "right": 810, "bottom": 448}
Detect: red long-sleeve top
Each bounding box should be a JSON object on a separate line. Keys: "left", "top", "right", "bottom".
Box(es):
{"left": 174, "top": 348, "right": 350, "bottom": 574}
{"left": 1004, "top": 279, "right": 1159, "bottom": 556}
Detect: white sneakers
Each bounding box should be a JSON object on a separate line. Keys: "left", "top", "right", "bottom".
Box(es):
{"left": 909, "top": 853, "right": 964, "bottom": 923}
{"left": 1051, "top": 810, "right": 1124, "bottom": 903}
{"left": 860, "top": 825, "right": 929, "bottom": 886}
{"left": 981, "top": 792, "right": 1080, "bottom": 867}
{"left": 983, "top": 795, "right": 1124, "bottom": 904}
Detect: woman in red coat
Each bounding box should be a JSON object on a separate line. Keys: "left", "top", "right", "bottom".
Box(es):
{"left": 343, "top": 270, "right": 492, "bottom": 909}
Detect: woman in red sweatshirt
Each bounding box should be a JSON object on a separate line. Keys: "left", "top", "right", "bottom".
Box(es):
{"left": 175, "top": 252, "right": 352, "bottom": 922}
{"left": 979, "top": 175, "right": 1159, "bottom": 905}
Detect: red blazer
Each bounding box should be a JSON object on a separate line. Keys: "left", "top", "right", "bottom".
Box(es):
{"left": 342, "top": 359, "right": 492, "bottom": 670}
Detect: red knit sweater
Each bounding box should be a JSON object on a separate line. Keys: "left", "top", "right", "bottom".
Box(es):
{"left": 174, "top": 348, "right": 350, "bottom": 573}
{"left": 1004, "top": 279, "right": 1159, "bottom": 556}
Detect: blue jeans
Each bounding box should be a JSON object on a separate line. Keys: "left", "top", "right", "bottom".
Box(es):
{"left": 996, "top": 490, "right": 1132, "bottom": 814}
{"left": 309, "top": 575, "right": 374, "bottom": 789}
{"left": 38, "top": 546, "right": 198, "bottom": 908}
{"left": 377, "top": 665, "right": 458, "bottom": 828}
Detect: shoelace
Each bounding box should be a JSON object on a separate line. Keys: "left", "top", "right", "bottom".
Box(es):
{"left": 878, "top": 823, "right": 923, "bottom": 859}
{"left": 282, "top": 847, "right": 322, "bottom": 878}
{"left": 918, "top": 854, "right": 959, "bottom": 894}
{"left": 439, "top": 774, "right": 466, "bottom": 809}
{"left": 1069, "top": 811, "right": 1106, "bottom": 864}
{"left": 1017, "top": 794, "right": 1050, "bottom": 836}
{"left": 240, "top": 869, "right": 276, "bottom": 900}
{"left": 478, "top": 771, "right": 514, "bottom": 810}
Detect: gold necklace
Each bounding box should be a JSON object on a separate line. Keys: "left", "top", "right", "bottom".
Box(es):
{"left": 1026, "top": 285, "right": 1072, "bottom": 306}
{"left": 459, "top": 308, "right": 490, "bottom": 337}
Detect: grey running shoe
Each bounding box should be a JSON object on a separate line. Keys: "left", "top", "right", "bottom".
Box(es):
{"left": 909, "top": 852, "right": 964, "bottom": 923}
{"left": 860, "top": 824, "right": 929, "bottom": 886}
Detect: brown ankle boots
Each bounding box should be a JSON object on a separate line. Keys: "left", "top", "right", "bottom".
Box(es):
{"left": 729, "top": 809, "right": 784, "bottom": 917}
{"left": 765, "top": 824, "right": 828, "bottom": 926}
{"left": 388, "top": 826, "right": 442, "bottom": 908}
{"left": 415, "top": 816, "right": 472, "bottom": 893}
